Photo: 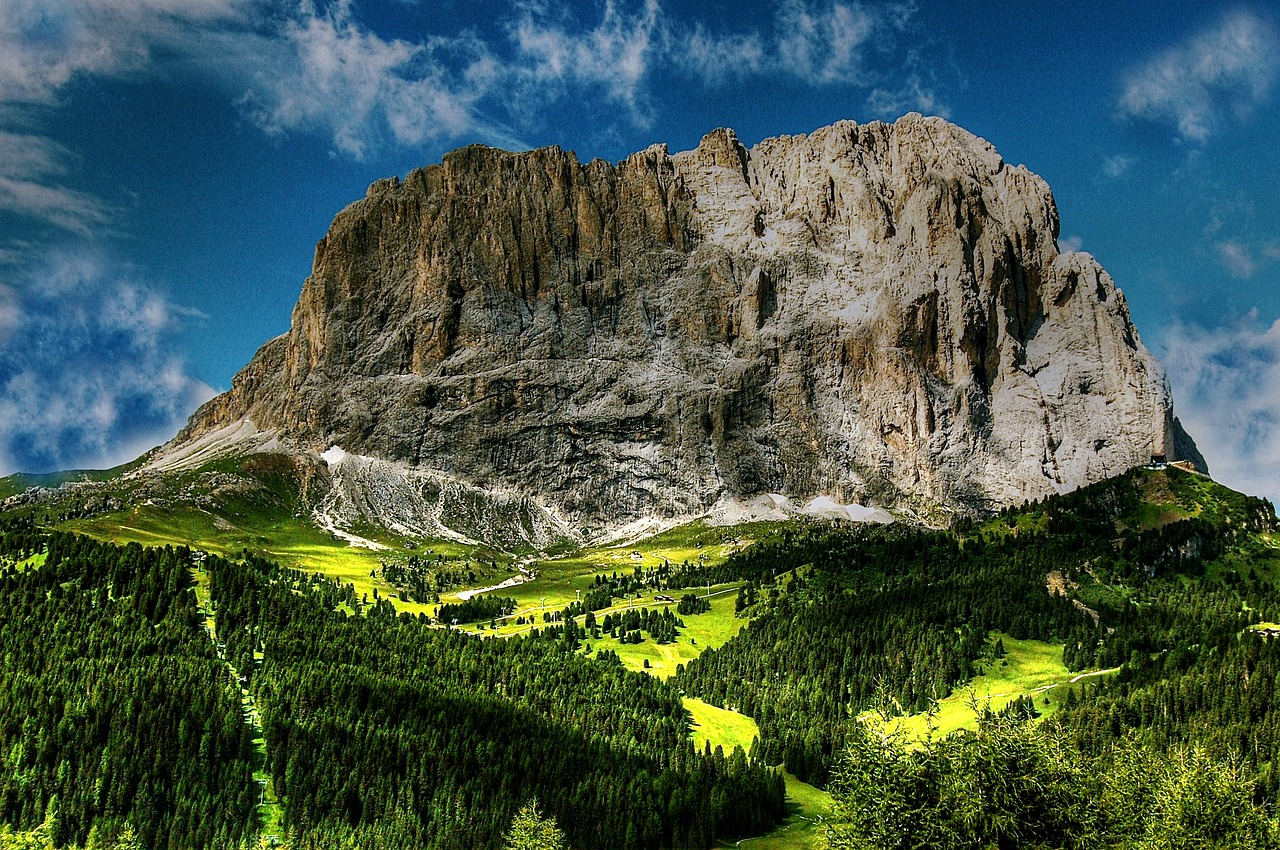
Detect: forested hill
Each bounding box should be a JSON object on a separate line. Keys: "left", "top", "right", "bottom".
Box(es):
{"left": 0, "top": 527, "right": 783, "bottom": 850}
{"left": 677, "top": 467, "right": 1280, "bottom": 787}
{"left": 4, "top": 465, "right": 1280, "bottom": 849}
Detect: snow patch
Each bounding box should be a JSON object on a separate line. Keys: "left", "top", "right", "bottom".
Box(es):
{"left": 705, "top": 492, "right": 893, "bottom": 526}
{"left": 801, "top": 496, "right": 894, "bottom": 524}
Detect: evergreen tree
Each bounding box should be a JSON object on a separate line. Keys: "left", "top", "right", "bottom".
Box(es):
{"left": 501, "top": 801, "right": 566, "bottom": 850}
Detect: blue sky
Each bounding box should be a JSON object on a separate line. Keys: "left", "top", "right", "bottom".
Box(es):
{"left": 1, "top": 0, "right": 1278, "bottom": 503}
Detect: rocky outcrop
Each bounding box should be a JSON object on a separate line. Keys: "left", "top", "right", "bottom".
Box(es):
{"left": 169, "top": 114, "right": 1203, "bottom": 540}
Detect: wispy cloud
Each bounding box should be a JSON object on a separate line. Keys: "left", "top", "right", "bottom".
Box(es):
{"left": 774, "top": 0, "right": 880, "bottom": 83}
{"left": 1, "top": 0, "right": 932, "bottom": 167}
{"left": 1160, "top": 313, "right": 1280, "bottom": 506}
{"left": 0, "top": 250, "right": 214, "bottom": 475}
{"left": 676, "top": 25, "right": 769, "bottom": 82}
{"left": 237, "top": 2, "right": 511, "bottom": 159}
{"left": 867, "top": 71, "right": 948, "bottom": 119}
{"left": 1102, "top": 154, "right": 1135, "bottom": 178}
{"left": 234, "top": 0, "right": 930, "bottom": 157}
{"left": 0, "top": 0, "right": 247, "bottom": 108}
{"left": 0, "top": 131, "right": 112, "bottom": 233}
{"left": 671, "top": 0, "right": 918, "bottom": 90}
{"left": 508, "top": 0, "right": 662, "bottom": 121}
{"left": 0, "top": 0, "right": 248, "bottom": 229}
{"left": 1118, "top": 10, "right": 1279, "bottom": 143}
{"left": 1216, "top": 239, "right": 1258, "bottom": 279}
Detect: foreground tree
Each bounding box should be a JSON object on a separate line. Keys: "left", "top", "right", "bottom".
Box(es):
{"left": 502, "top": 801, "right": 566, "bottom": 850}
{"left": 824, "top": 713, "right": 1278, "bottom": 850}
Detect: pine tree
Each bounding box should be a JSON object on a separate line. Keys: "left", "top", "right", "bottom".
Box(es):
{"left": 501, "top": 801, "right": 566, "bottom": 850}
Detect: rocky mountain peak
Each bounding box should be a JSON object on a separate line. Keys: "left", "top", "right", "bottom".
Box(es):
{"left": 164, "top": 114, "right": 1204, "bottom": 546}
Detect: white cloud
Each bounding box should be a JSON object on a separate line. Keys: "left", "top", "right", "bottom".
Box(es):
{"left": 0, "top": 0, "right": 247, "bottom": 228}
{"left": 508, "top": 0, "right": 662, "bottom": 121}
{"left": 0, "top": 131, "right": 112, "bottom": 233}
{"left": 1102, "top": 154, "right": 1135, "bottom": 178}
{"left": 1216, "top": 239, "right": 1257, "bottom": 279}
{"left": 0, "top": 0, "right": 246, "bottom": 107}
{"left": 676, "top": 26, "right": 769, "bottom": 81}
{"left": 867, "top": 72, "right": 949, "bottom": 119}
{"left": 1160, "top": 314, "right": 1280, "bottom": 507}
{"left": 1118, "top": 10, "right": 1279, "bottom": 142}
{"left": 0, "top": 0, "right": 930, "bottom": 181}
{"left": 1057, "top": 235, "right": 1083, "bottom": 254}
{"left": 774, "top": 0, "right": 896, "bottom": 84}
{"left": 0, "top": 250, "right": 214, "bottom": 475}
{"left": 670, "top": 0, "right": 917, "bottom": 94}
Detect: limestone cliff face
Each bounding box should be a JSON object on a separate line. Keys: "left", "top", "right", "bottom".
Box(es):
{"left": 174, "top": 115, "right": 1204, "bottom": 537}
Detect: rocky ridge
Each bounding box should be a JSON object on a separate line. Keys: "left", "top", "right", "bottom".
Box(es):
{"left": 162, "top": 114, "right": 1204, "bottom": 545}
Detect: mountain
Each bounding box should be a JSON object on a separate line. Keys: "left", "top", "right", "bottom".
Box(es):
{"left": 147, "top": 116, "right": 1200, "bottom": 544}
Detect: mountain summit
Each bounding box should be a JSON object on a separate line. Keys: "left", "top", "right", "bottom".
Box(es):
{"left": 162, "top": 114, "right": 1203, "bottom": 543}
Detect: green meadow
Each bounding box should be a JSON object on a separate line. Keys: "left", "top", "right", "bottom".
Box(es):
{"left": 55, "top": 498, "right": 833, "bottom": 847}
{"left": 877, "top": 632, "right": 1119, "bottom": 741}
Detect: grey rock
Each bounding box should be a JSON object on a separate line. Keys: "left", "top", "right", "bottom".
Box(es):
{"left": 166, "top": 115, "right": 1203, "bottom": 541}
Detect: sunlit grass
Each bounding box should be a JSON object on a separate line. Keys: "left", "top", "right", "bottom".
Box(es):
{"left": 686, "top": 696, "right": 759, "bottom": 754}
{"left": 735, "top": 772, "right": 832, "bottom": 850}
{"left": 878, "top": 632, "right": 1118, "bottom": 742}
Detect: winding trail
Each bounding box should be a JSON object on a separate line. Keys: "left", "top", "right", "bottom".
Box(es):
{"left": 1069, "top": 666, "right": 1121, "bottom": 684}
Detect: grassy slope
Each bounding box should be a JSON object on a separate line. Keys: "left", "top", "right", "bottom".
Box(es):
{"left": 66, "top": 505, "right": 438, "bottom": 618}
{"left": 36, "top": 465, "right": 1265, "bottom": 848}
{"left": 878, "top": 632, "right": 1118, "bottom": 742}
{"left": 0, "top": 455, "right": 149, "bottom": 500}
{"left": 684, "top": 700, "right": 831, "bottom": 850}
{"left": 736, "top": 773, "right": 831, "bottom": 850}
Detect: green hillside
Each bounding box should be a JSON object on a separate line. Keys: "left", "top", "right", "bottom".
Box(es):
{"left": 5, "top": 465, "right": 1280, "bottom": 848}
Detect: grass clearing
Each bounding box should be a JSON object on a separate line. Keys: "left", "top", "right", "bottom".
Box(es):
{"left": 880, "top": 633, "right": 1116, "bottom": 741}
{"left": 686, "top": 697, "right": 760, "bottom": 755}
{"left": 606, "top": 588, "right": 744, "bottom": 678}
{"left": 62, "top": 505, "right": 470, "bottom": 617}
{"left": 734, "top": 772, "right": 832, "bottom": 850}
{"left": 5, "top": 551, "right": 47, "bottom": 572}
{"left": 680, "top": 693, "right": 830, "bottom": 850}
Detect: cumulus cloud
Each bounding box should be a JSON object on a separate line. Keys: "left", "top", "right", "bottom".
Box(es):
{"left": 0, "top": 251, "right": 215, "bottom": 475}
{"left": 1160, "top": 314, "right": 1280, "bottom": 506}
{"left": 1118, "top": 10, "right": 1279, "bottom": 142}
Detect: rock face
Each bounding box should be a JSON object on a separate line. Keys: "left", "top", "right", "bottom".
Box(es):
{"left": 171, "top": 114, "right": 1204, "bottom": 540}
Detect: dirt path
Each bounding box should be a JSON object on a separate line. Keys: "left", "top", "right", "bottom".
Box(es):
{"left": 1069, "top": 666, "right": 1121, "bottom": 683}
